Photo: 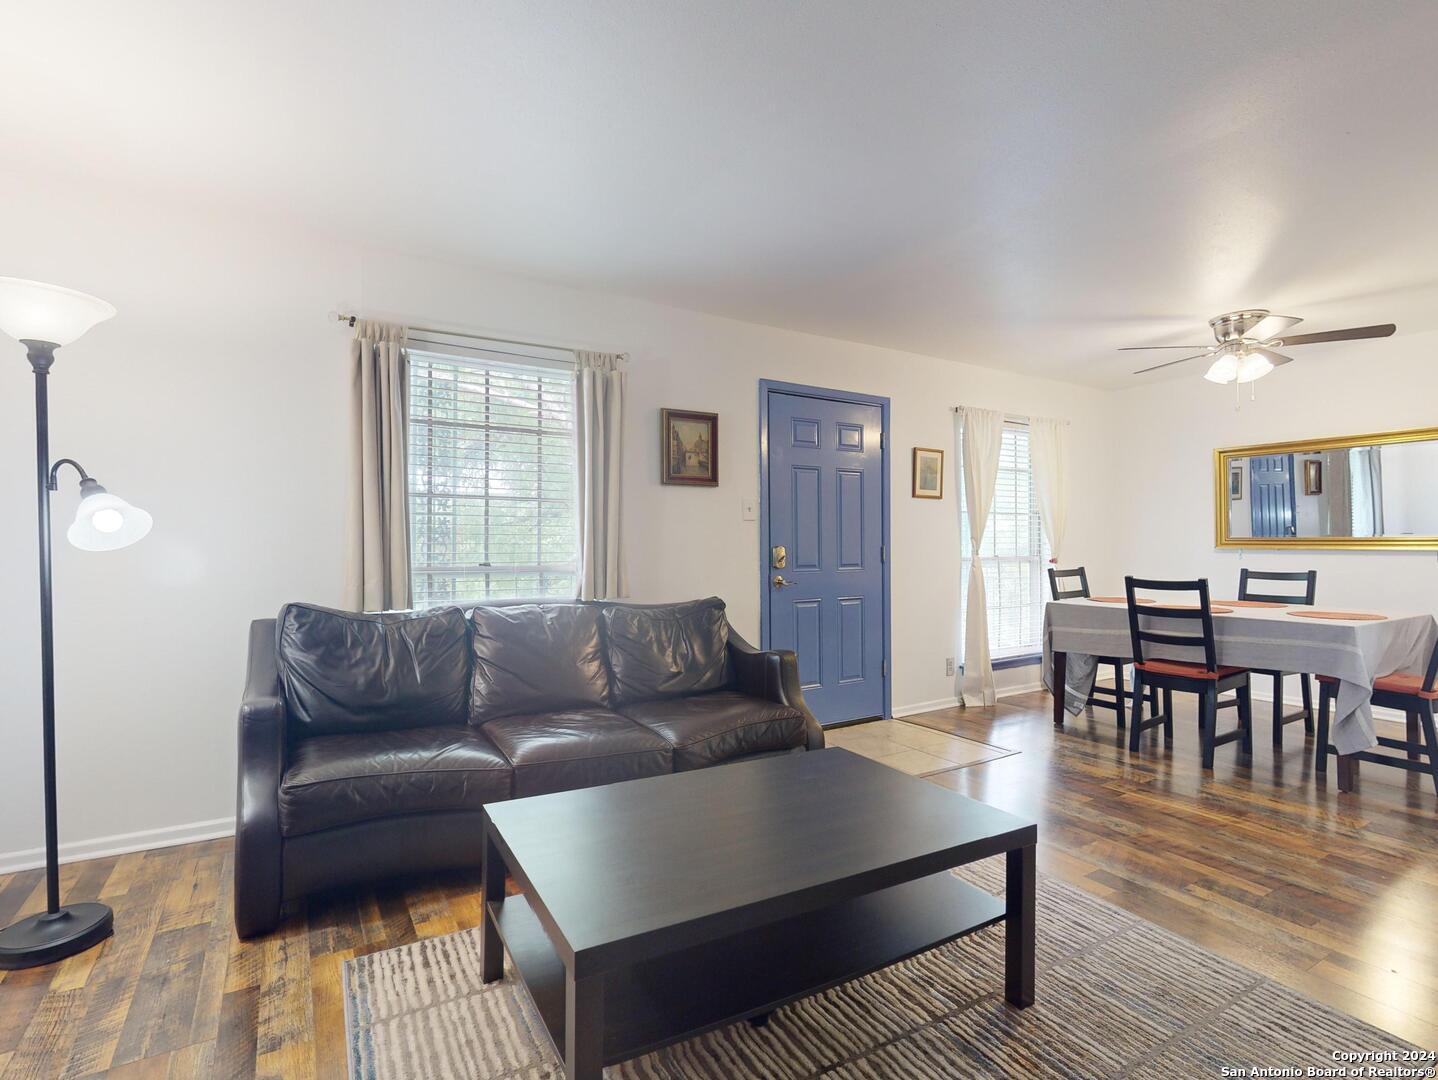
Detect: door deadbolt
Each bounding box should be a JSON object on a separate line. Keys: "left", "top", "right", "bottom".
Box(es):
{"left": 771, "top": 545, "right": 787, "bottom": 569}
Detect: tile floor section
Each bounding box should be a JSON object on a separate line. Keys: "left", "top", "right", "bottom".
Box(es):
{"left": 824, "top": 718, "right": 1015, "bottom": 776}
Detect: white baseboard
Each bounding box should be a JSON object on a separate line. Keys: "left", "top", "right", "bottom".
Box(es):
{"left": 892, "top": 697, "right": 959, "bottom": 718}
{"left": 892, "top": 681, "right": 1044, "bottom": 719}
{"left": 0, "top": 816, "right": 236, "bottom": 875}
{"left": 997, "top": 681, "right": 1044, "bottom": 699}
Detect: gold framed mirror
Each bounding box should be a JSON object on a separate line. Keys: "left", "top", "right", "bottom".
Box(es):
{"left": 1214, "top": 426, "right": 1438, "bottom": 550}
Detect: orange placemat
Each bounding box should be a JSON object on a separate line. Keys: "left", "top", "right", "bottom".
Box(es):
{"left": 1214, "top": 600, "right": 1286, "bottom": 609}
{"left": 1287, "top": 610, "right": 1388, "bottom": 621}
{"left": 1087, "top": 597, "right": 1155, "bottom": 604}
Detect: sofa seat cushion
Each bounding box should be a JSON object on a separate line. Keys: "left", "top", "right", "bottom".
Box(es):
{"left": 619, "top": 691, "right": 806, "bottom": 770}
{"left": 482, "top": 709, "right": 673, "bottom": 798}
{"left": 279, "top": 726, "right": 511, "bottom": 837}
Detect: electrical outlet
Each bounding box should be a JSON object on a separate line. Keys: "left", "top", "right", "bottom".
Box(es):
{"left": 945, "top": 657, "right": 955, "bottom": 677}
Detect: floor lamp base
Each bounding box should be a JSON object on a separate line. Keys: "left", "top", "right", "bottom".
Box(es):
{"left": 0, "top": 902, "right": 113, "bottom": 970}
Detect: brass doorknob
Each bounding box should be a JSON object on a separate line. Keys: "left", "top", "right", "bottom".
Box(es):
{"left": 772, "top": 575, "right": 795, "bottom": 588}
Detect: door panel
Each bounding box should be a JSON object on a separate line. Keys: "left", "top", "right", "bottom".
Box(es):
{"left": 837, "top": 469, "right": 864, "bottom": 568}
{"left": 766, "top": 389, "right": 886, "bottom": 723}
{"left": 1250, "top": 454, "right": 1297, "bottom": 538}
{"left": 792, "top": 599, "right": 823, "bottom": 690}
{"left": 838, "top": 597, "right": 865, "bottom": 682}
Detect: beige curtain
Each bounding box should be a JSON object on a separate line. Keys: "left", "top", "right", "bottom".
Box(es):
{"left": 575, "top": 350, "right": 628, "bottom": 600}
{"left": 958, "top": 406, "right": 1005, "bottom": 706}
{"left": 1029, "top": 416, "right": 1069, "bottom": 565}
{"left": 344, "top": 320, "right": 410, "bottom": 611}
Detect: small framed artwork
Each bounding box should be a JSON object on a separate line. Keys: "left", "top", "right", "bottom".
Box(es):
{"left": 1229, "top": 464, "right": 1243, "bottom": 500}
{"left": 912, "top": 447, "right": 944, "bottom": 499}
{"left": 1303, "top": 459, "right": 1323, "bottom": 496}
{"left": 661, "top": 409, "right": 718, "bottom": 486}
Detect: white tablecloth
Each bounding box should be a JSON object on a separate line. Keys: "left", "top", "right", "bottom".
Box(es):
{"left": 1041, "top": 599, "right": 1437, "bottom": 754}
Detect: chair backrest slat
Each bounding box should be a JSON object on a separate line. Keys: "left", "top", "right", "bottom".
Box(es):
{"left": 1142, "top": 629, "right": 1210, "bottom": 648}
{"left": 1124, "top": 576, "right": 1220, "bottom": 672}
{"left": 1048, "top": 566, "right": 1090, "bottom": 601}
{"left": 1238, "top": 568, "right": 1317, "bottom": 606}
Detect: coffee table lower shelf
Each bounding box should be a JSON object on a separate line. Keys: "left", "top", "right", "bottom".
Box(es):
{"left": 486, "top": 870, "right": 1005, "bottom": 1067}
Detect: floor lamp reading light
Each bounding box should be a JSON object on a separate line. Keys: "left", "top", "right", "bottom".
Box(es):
{"left": 0, "top": 278, "right": 152, "bottom": 970}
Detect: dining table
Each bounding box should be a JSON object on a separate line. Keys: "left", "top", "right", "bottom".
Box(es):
{"left": 1042, "top": 596, "right": 1438, "bottom": 789}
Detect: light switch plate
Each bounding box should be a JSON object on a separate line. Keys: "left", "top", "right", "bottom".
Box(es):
{"left": 741, "top": 497, "right": 758, "bottom": 521}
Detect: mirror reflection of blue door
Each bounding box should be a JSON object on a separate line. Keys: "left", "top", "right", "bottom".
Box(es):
{"left": 1250, "top": 454, "right": 1297, "bottom": 537}
{"left": 762, "top": 384, "right": 888, "bottom": 724}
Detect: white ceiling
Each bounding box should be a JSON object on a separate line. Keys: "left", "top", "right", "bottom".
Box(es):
{"left": 5, "top": 1, "right": 1438, "bottom": 387}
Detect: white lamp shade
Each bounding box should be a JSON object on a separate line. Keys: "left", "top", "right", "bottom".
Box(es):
{"left": 1203, "top": 352, "right": 1240, "bottom": 384}
{"left": 1236, "top": 350, "right": 1276, "bottom": 384}
{"left": 67, "top": 491, "right": 152, "bottom": 551}
{"left": 0, "top": 277, "right": 116, "bottom": 346}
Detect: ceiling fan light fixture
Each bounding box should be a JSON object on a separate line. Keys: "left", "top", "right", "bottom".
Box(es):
{"left": 1236, "top": 349, "right": 1276, "bottom": 384}
{"left": 1203, "top": 352, "right": 1240, "bottom": 384}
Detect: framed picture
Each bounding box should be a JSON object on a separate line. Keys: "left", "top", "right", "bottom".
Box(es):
{"left": 912, "top": 447, "right": 944, "bottom": 499}
{"left": 1229, "top": 463, "right": 1243, "bottom": 499}
{"left": 1303, "top": 459, "right": 1323, "bottom": 496}
{"left": 661, "top": 409, "right": 718, "bottom": 486}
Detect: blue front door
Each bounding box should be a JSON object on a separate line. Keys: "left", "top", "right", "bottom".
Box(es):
{"left": 1250, "top": 454, "right": 1297, "bottom": 537}
{"left": 764, "top": 388, "right": 886, "bottom": 723}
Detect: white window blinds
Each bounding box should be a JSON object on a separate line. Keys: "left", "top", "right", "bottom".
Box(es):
{"left": 960, "top": 423, "right": 1050, "bottom": 658}
{"left": 408, "top": 346, "right": 578, "bottom": 605}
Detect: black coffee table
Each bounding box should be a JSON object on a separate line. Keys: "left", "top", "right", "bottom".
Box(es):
{"left": 481, "top": 746, "right": 1036, "bottom": 1079}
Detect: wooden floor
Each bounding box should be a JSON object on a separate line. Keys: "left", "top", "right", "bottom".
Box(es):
{"left": 2, "top": 688, "right": 1437, "bottom": 1077}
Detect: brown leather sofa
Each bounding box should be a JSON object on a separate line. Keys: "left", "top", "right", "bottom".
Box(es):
{"left": 234, "top": 597, "right": 822, "bottom": 937}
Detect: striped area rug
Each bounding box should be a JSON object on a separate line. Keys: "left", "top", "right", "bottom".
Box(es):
{"left": 343, "top": 860, "right": 1420, "bottom": 1078}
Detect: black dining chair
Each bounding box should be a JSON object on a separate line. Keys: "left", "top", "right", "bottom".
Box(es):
{"left": 1237, "top": 568, "right": 1318, "bottom": 749}
{"left": 1048, "top": 566, "right": 1156, "bottom": 727}
{"left": 1124, "top": 576, "right": 1254, "bottom": 769}
{"left": 1316, "top": 642, "right": 1438, "bottom": 795}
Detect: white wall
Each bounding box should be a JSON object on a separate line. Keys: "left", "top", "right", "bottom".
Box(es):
{"left": 1110, "top": 330, "right": 1438, "bottom": 615}
{"left": 0, "top": 175, "right": 1117, "bottom": 868}
{"left": 1382, "top": 440, "right": 1438, "bottom": 536}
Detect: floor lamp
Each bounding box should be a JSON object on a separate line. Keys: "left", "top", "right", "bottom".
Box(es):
{"left": 0, "top": 278, "right": 152, "bottom": 970}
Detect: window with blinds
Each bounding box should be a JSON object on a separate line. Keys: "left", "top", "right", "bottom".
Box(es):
{"left": 407, "top": 346, "right": 578, "bottom": 606}
{"left": 959, "top": 423, "right": 1050, "bottom": 659}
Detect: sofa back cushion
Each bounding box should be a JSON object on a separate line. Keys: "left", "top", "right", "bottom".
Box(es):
{"left": 469, "top": 603, "right": 611, "bottom": 723}
{"left": 277, "top": 603, "right": 470, "bottom": 737}
{"left": 603, "top": 597, "right": 732, "bottom": 704}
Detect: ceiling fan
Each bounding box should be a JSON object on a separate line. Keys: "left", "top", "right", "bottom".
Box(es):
{"left": 1123, "top": 310, "right": 1396, "bottom": 384}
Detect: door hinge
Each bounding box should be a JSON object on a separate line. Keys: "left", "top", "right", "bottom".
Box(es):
{"left": 882, "top": 659, "right": 888, "bottom": 677}
{"left": 879, "top": 432, "right": 886, "bottom": 450}
{"left": 880, "top": 544, "right": 886, "bottom": 563}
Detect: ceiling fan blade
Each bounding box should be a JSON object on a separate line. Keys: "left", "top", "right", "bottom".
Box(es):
{"left": 1117, "top": 345, "right": 1211, "bottom": 351}
{"left": 1272, "top": 323, "right": 1396, "bottom": 347}
{"left": 1246, "top": 314, "right": 1303, "bottom": 340}
{"left": 1132, "top": 352, "right": 1211, "bottom": 375}
{"left": 1258, "top": 349, "right": 1295, "bottom": 367}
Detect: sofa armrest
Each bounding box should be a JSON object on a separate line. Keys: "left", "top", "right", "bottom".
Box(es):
{"left": 235, "top": 618, "right": 286, "bottom": 938}
{"left": 728, "top": 630, "right": 825, "bottom": 751}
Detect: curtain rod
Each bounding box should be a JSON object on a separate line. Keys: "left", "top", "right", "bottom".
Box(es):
{"left": 332, "top": 311, "right": 579, "bottom": 356}
{"left": 951, "top": 407, "right": 1070, "bottom": 426}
